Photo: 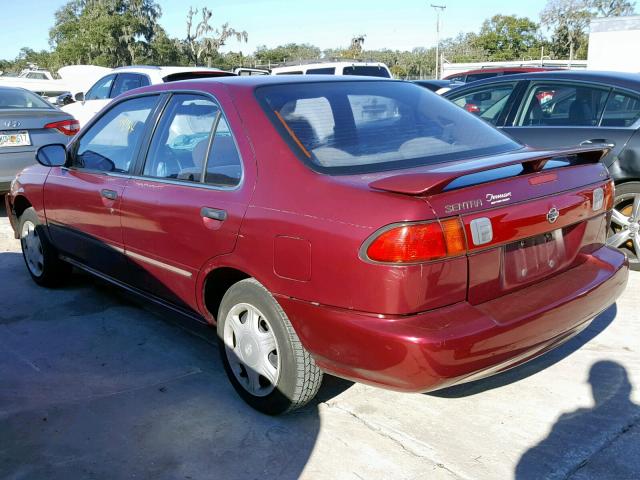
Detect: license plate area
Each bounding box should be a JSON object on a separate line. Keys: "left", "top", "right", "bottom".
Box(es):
{"left": 0, "top": 130, "right": 31, "bottom": 147}
{"left": 502, "top": 229, "right": 566, "bottom": 287}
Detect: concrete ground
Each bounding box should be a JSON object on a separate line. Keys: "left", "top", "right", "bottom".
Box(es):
{"left": 0, "top": 199, "right": 638, "bottom": 480}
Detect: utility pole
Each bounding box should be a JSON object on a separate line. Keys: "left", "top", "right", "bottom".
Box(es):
{"left": 431, "top": 4, "right": 446, "bottom": 79}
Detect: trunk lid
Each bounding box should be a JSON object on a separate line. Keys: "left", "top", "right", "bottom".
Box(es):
{"left": 369, "top": 146, "right": 612, "bottom": 303}
{"left": 0, "top": 109, "right": 73, "bottom": 153}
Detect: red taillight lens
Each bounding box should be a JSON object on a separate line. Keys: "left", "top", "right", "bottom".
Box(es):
{"left": 464, "top": 103, "right": 480, "bottom": 113}
{"left": 365, "top": 219, "right": 467, "bottom": 263}
{"left": 44, "top": 119, "right": 80, "bottom": 136}
{"left": 604, "top": 180, "right": 615, "bottom": 210}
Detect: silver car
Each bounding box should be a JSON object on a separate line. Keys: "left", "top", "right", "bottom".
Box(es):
{"left": 0, "top": 87, "right": 77, "bottom": 192}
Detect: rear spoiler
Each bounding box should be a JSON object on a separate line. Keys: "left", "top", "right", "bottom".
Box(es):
{"left": 368, "top": 146, "right": 609, "bottom": 196}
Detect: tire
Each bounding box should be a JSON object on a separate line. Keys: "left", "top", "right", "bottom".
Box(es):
{"left": 18, "top": 207, "right": 71, "bottom": 287}
{"left": 217, "top": 278, "right": 322, "bottom": 415}
{"left": 609, "top": 182, "right": 640, "bottom": 271}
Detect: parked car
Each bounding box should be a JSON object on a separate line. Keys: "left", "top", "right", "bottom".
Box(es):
{"left": 412, "top": 79, "right": 464, "bottom": 95}
{"left": 444, "top": 70, "right": 640, "bottom": 269}
{"left": 270, "top": 61, "right": 392, "bottom": 78}
{"left": 444, "top": 66, "right": 561, "bottom": 83}
{"left": 0, "top": 86, "right": 78, "bottom": 193}
{"left": 6, "top": 76, "right": 628, "bottom": 414}
{"left": 62, "top": 65, "right": 235, "bottom": 127}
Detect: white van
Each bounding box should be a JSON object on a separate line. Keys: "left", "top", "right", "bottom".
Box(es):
{"left": 270, "top": 61, "right": 392, "bottom": 78}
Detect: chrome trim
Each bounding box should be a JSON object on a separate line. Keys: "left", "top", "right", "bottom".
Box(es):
{"left": 125, "top": 250, "right": 193, "bottom": 278}
{"left": 105, "top": 172, "right": 240, "bottom": 192}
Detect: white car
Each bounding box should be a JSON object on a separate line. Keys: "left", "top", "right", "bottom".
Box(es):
{"left": 62, "top": 66, "right": 234, "bottom": 127}
{"left": 270, "top": 61, "right": 392, "bottom": 78}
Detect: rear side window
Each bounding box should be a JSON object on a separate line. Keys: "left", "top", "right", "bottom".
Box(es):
{"left": 449, "top": 84, "right": 515, "bottom": 125}
{"left": 518, "top": 83, "right": 609, "bottom": 127}
{"left": 205, "top": 117, "right": 242, "bottom": 187}
{"left": 143, "top": 94, "right": 219, "bottom": 182}
{"left": 343, "top": 66, "right": 391, "bottom": 78}
{"left": 306, "top": 67, "right": 336, "bottom": 75}
{"left": 256, "top": 81, "right": 520, "bottom": 174}
{"left": 74, "top": 95, "right": 158, "bottom": 172}
{"left": 110, "top": 73, "right": 150, "bottom": 98}
{"left": 601, "top": 91, "right": 640, "bottom": 127}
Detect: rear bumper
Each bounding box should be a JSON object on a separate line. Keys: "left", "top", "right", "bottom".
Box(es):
{"left": 0, "top": 150, "right": 36, "bottom": 192}
{"left": 278, "top": 245, "right": 628, "bottom": 392}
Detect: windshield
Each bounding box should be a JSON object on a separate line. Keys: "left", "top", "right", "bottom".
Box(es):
{"left": 0, "top": 87, "right": 52, "bottom": 109}
{"left": 256, "top": 80, "right": 520, "bottom": 174}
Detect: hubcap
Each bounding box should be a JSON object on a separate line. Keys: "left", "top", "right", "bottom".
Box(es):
{"left": 223, "top": 303, "right": 279, "bottom": 397}
{"left": 608, "top": 192, "right": 640, "bottom": 265}
{"left": 20, "top": 221, "right": 44, "bottom": 277}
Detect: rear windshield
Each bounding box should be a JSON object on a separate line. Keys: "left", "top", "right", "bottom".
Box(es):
{"left": 256, "top": 81, "right": 520, "bottom": 174}
{"left": 343, "top": 66, "right": 391, "bottom": 78}
{"left": 0, "top": 88, "right": 51, "bottom": 109}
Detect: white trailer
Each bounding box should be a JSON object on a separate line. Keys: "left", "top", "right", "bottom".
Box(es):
{"left": 588, "top": 16, "right": 640, "bottom": 72}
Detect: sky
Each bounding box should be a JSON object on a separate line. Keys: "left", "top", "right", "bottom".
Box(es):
{"left": 0, "top": 0, "right": 546, "bottom": 61}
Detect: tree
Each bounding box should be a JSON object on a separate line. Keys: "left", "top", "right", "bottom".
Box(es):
{"left": 541, "top": 0, "right": 592, "bottom": 60}
{"left": 475, "top": 15, "right": 542, "bottom": 61}
{"left": 344, "top": 35, "right": 366, "bottom": 59}
{"left": 588, "top": 0, "right": 636, "bottom": 16}
{"left": 255, "top": 43, "right": 321, "bottom": 65}
{"left": 184, "top": 6, "right": 248, "bottom": 66}
{"left": 49, "top": 0, "right": 163, "bottom": 66}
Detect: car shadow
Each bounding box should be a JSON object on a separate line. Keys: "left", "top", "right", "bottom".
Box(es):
{"left": 429, "top": 304, "right": 618, "bottom": 398}
{"left": 0, "top": 250, "right": 352, "bottom": 480}
{"left": 515, "top": 360, "right": 640, "bottom": 479}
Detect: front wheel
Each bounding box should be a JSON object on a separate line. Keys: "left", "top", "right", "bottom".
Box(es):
{"left": 608, "top": 182, "right": 640, "bottom": 271}
{"left": 217, "top": 278, "right": 323, "bottom": 415}
{"left": 18, "top": 207, "right": 71, "bottom": 286}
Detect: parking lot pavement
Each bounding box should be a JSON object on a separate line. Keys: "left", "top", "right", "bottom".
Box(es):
{"left": 0, "top": 200, "right": 638, "bottom": 480}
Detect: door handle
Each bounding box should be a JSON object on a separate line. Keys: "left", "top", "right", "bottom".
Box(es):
{"left": 580, "top": 139, "right": 616, "bottom": 149}
{"left": 101, "top": 189, "right": 118, "bottom": 200}
{"left": 201, "top": 207, "right": 227, "bottom": 221}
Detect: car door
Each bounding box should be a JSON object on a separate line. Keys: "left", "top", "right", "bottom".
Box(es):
{"left": 109, "top": 73, "right": 151, "bottom": 98}
{"left": 44, "top": 94, "right": 160, "bottom": 278}
{"left": 62, "top": 73, "right": 116, "bottom": 127}
{"left": 119, "top": 92, "right": 251, "bottom": 312}
{"left": 501, "top": 80, "right": 637, "bottom": 168}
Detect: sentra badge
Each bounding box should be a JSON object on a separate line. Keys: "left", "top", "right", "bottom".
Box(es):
{"left": 444, "top": 199, "right": 483, "bottom": 214}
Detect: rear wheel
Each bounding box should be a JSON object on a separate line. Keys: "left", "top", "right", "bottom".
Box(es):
{"left": 609, "top": 182, "right": 640, "bottom": 271}
{"left": 18, "top": 207, "right": 71, "bottom": 286}
{"left": 217, "top": 278, "right": 322, "bottom": 415}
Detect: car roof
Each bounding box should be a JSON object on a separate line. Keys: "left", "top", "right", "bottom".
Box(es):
{"left": 113, "top": 65, "right": 228, "bottom": 75}
{"left": 447, "top": 70, "right": 640, "bottom": 92}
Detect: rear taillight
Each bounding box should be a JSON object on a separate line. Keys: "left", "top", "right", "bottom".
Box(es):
{"left": 45, "top": 119, "right": 80, "bottom": 136}
{"left": 464, "top": 103, "right": 480, "bottom": 113}
{"left": 595, "top": 180, "right": 614, "bottom": 211}
{"left": 364, "top": 218, "right": 467, "bottom": 263}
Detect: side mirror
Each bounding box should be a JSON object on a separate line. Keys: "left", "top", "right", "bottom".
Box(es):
{"left": 55, "top": 92, "right": 74, "bottom": 106}
{"left": 36, "top": 144, "right": 67, "bottom": 167}
{"left": 74, "top": 92, "right": 85, "bottom": 102}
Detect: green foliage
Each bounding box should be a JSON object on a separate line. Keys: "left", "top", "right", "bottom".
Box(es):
{"left": 254, "top": 43, "right": 321, "bottom": 65}
{"left": 475, "top": 15, "right": 542, "bottom": 61}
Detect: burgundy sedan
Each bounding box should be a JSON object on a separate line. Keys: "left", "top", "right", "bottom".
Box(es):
{"left": 6, "top": 76, "right": 628, "bottom": 414}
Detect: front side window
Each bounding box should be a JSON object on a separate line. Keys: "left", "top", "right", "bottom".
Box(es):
{"left": 110, "top": 73, "right": 151, "bottom": 98}
{"left": 257, "top": 80, "right": 520, "bottom": 174}
{"left": 601, "top": 91, "right": 640, "bottom": 127}
{"left": 449, "top": 84, "right": 515, "bottom": 125}
{"left": 144, "top": 94, "right": 219, "bottom": 182}
{"left": 73, "top": 95, "right": 158, "bottom": 172}
{"left": 26, "top": 72, "right": 48, "bottom": 80}
{"left": 518, "top": 83, "right": 609, "bottom": 127}
{"left": 85, "top": 74, "right": 116, "bottom": 101}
